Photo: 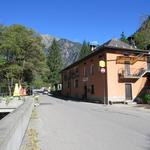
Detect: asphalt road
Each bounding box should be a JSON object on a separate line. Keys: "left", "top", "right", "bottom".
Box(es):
{"left": 34, "top": 95, "right": 150, "bottom": 150}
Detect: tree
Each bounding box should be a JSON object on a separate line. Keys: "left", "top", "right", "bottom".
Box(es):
{"left": 120, "top": 32, "right": 128, "bottom": 43}
{"left": 0, "top": 24, "right": 47, "bottom": 95}
{"left": 47, "top": 39, "right": 63, "bottom": 89}
{"left": 79, "top": 40, "right": 91, "bottom": 59}
{"left": 134, "top": 16, "right": 150, "bottom": 49}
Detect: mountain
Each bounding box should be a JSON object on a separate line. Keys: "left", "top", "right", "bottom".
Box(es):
{"left": 41, "top": 35, "right": 82, "bottom": 67}
{"left": 41, "top": 34, "right": 60, "bottom": 49}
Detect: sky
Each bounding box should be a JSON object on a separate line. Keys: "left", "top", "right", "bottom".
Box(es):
{"left": 0, "top": 0, "right": 150, "bottom": 44}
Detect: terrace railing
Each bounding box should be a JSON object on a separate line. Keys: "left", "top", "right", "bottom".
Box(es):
{"left": 118, "top": 67, "right": 150, "bottom": 79}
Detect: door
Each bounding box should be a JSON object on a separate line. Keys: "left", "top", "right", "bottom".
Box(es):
{"left": 125, "top": 61, "right": 130, "bottom": 76}
{"left": 125, "top": 83, "right": 132, "bottom": 100}
{"left": 84, "top": 86, "right": 87, "bottom": 100}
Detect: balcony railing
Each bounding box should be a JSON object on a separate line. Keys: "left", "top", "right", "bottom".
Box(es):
{"left": 118, "top": 67, "right": 149, "bottom": 79}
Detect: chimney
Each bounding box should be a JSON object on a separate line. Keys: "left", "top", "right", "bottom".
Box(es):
{"left": 127, "top": 36, "right": 137, "bottom": 49}
{"left": 90, "top": 44, "right": 97, "bottom": 51}
{"left": 90, "top": 41, "right": 98, "bottom": 51}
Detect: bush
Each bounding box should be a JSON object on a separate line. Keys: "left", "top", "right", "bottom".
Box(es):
{"left": 144, "top": 94, "right": 150, "bottom": 104}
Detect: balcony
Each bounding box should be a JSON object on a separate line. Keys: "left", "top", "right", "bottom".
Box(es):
{"left": 116, "top": 55, "right": 146, "bottom": 65}
{"left": 118, "top": 67, "right": 150, "bottom": 80}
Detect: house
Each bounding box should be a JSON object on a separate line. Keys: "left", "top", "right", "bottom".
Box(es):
{"left": 60, "top": 39, "right": 150, "bottom": 104}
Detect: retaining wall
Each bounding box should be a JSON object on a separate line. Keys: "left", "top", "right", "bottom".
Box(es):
{"left": 0, "top": 98, "right": 34, "bottom": 150}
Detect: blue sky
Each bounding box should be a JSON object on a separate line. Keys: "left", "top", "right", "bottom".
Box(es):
{"left": 0, "top": 0, "right": 149, "bottom": 44}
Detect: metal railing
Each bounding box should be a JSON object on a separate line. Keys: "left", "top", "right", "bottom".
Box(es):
{"left": 118, "top": 67, "right": 149, "bottom": 79}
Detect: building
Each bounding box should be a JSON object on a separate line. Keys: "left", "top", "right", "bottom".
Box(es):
{"left": 60, "top": 39, "right": 150, "bottom": 104}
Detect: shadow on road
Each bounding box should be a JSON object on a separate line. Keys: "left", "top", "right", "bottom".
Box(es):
{"left": 133, "top": 104, "right": 150, "bottom": 110}
{"left": 49, "top": 92, "right": 102, "bottom": 104}
{"left": 39, "top": 102, "right": 53, "bottom": 105}
{"left": 142, "top": 135, "right": 150, "bottom": 150}
{"left": 49, "top": 93, "right": 82, "bottom": 102}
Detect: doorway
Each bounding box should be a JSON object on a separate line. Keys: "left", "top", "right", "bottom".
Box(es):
{"left": 84, "top": 86, "right": 87, "bottom": 100}
{"left": 125, "top": 61, "right": 130, "bottom": 76}
{"left": 125, "top": 83, "right": 132, "bottom": 100}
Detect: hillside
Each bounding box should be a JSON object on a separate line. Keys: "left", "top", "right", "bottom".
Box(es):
{"left": 133, "top": 16, "right": 150, "bottom": 49}
{"left": 41, "top": 35, "right": 82, "bottom": 67}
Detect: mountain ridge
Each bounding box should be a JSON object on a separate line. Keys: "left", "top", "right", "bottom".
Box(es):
{"left": 41, "top": 34, "right": 82, "bottom": 67}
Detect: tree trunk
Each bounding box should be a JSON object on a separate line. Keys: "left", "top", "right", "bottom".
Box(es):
{"left": 7, "top": 78, "right": 12, "bottom": 96}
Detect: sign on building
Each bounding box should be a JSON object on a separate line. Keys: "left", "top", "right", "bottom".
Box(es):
{"left": 99, "top": 60, "right": 105, "bottom": 67}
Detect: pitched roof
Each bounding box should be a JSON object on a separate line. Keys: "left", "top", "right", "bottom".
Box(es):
{"left": 102, "top": 38, "right": 134, "bottom": 49}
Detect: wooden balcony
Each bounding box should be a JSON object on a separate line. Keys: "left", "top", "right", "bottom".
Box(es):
{"left": 116, "top": 55, "right": 146, "bottom": 64}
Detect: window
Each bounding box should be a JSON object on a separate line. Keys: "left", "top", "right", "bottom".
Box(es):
{"left": 74, "top": 79, "right": 78, "bottom": 88}
{"left": 91, "top": 85, "right": 95, "bottom": 94}
{"left": 64, "top": 74, "right": 67, "bottom": 81}
{"left": 90, "top": 64, "right": 95, "bottom": 75}
{"left": 68, "top": 70, "right": 71, "bottom": 80}
{"left": 71, "top": 71, "right": 75, "bottom": 79}
{"left": 83, "top": 67, "right": 86, "bottom": 77}
{"left": 71, "top": 67, "right": 79, "bottom": 78}
{"left": 75, "top": 67, "right": 79, "bottom": 73}
{"left": 68, "top": 81, "right": 70, "bottom": 88}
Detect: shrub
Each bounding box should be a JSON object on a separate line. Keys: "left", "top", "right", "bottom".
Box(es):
{"left": 144, "top": 94, "right": 150, "bottom": 104}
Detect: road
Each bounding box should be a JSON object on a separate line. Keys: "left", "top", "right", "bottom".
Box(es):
{"left": 31, "top": 95, "right": 150, "bottom": 150}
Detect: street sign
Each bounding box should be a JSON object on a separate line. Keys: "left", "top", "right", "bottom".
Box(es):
{"left": 99, "top": 60, "right": 105, "bottom": 67}
{"left": 100, "top": 68, "right": 105, "bottom": 73}
{"left": 83, "top": 77, "right": 88, "bottom": 82}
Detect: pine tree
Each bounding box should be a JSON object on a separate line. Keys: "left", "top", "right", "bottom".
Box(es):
{"left": 120, "top": 32, "right": 128, "bottom": 43}
{"left": 47, "top": 39, "right": 63, "bottom": 88}
{"left": 79, "top": 40, "right": 91, "bottom": 59}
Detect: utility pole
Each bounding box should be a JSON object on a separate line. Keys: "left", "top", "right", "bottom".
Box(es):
{"left": 99, "top": 60, "right": 108, "bottom": 105}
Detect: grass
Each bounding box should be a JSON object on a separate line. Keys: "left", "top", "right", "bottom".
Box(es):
{"left": 31, "top": 108, "right": 38, "bottom": 119}
{"left": 21, "top": 108, "right": 40, "bottom": 150}
{"left": 22, "top": 128, "right": 40, "bottom": 150}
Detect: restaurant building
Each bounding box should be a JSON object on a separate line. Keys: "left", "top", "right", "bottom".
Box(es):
{"left": 60, "top": 39, "right": 150, "bottom": 104}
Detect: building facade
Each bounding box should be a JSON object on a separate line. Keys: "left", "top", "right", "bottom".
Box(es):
{"left": 60, "top": 39, "right": 150, "bottom": 104}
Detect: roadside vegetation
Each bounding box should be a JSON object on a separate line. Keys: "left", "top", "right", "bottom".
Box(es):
{"left": 0, "top": 25, "right": 49, "bottom": 95}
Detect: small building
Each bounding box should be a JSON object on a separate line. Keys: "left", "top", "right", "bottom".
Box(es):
{"left": 60, "top": 39, "right": 150, "bottom": 104}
